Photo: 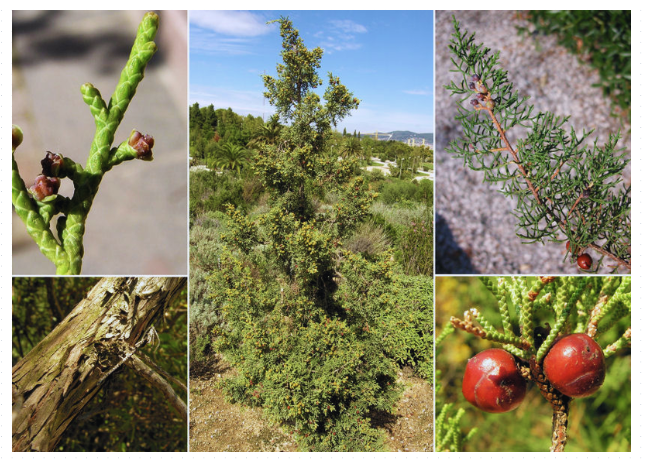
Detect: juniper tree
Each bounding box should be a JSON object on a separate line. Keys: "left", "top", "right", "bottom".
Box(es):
{"left": 445, "top": 17, "right": 630, "bottom": 273}
{"left": 209, "top": 17, "right": 428, "bottom": 451}
{"left": 12, "top": 12, "right": 159, "bottom": 275}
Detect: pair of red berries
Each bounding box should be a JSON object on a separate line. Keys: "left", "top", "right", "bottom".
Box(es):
{"left": 462, "top": 334, "right": 605, "bottom": 413}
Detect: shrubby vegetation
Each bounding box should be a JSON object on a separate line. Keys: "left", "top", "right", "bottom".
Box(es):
{"left": 189, "top": 100, "right": 433, "bottom": 176}
{"left": 189, "top": 17, "right": 433, "bottom": 451}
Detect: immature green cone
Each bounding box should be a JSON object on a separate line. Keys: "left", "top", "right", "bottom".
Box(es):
{"left": 12, "top": 125, "right": 23, "bottom": 151}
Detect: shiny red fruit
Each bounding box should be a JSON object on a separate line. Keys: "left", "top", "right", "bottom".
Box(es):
{"left": 462, "top": 349, "right": 527, "bottom": 413}
{"left": 543, "top": 333, "right": 605, "bottom": 398}
{"left": 577, "top": 253, "right": 592, "bottom": 270}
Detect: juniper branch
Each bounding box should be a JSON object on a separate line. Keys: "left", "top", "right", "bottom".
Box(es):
{"left": 12, "top": 12, "right": 159, "bottom": 275}
{"left": 446, "top": 17, "right": 630, "bottom": 272}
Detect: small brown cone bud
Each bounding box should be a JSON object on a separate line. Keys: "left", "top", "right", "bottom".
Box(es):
{"left": 41, "top": 151, "right": 64, "bottom": 177}
{"left": 129, "top": 130, "right": 155, "bottom": 161}
{"left": 29, "top": 174, "right": 60, "bottom": 201}
{"left": 475, "top": 82, "right": 488, "bottom": 94}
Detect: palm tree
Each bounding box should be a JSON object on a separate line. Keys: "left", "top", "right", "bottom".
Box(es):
{"left": 247, "top": 114, "right": 283, "bottom": 150}
{"left": 212, "top": 142, "right": 249, "bottom": 176}
{"left": 340, "top": 137, "right": 362, "bottom": 161}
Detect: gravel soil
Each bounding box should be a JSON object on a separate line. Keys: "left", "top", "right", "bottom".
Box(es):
{"left": 434, "top": 10, "right": 630, "bottom": 275}
{"left": 189, "top": 354, "right": 433, "bottom": 452}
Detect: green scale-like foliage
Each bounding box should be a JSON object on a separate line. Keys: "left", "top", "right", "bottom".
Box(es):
{"left": 12, "top": 13, "right": 158, "bottom": 275}
{"left": 445, "top": 17, "right": 630, "bottom": 272}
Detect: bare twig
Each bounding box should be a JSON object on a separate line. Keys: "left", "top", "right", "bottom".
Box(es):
{"left": 138, "top": 351, "right": 187, "bottom": 393}
{"left": 551, "top": 404, "right": 570, "bottom": 452}
{"left": 126, "top": 354, "right": 187, "bottom": 420}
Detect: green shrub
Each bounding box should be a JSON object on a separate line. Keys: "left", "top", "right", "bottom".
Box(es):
{"left": 379, "top": 178, "right": 433, "bottom": 206}
{"left": 344, "top": 222, "right": 392, "bottom": 257}
{"left": 385, "top": 275, "right": 434, "bottom": 381}
{"left": 201, "top": 18, "right": 434, "bottom": 451}
{"left": 416, "top": 179, "right": 433, "bottom": 206}
{"left": 190, "top": 331, "right": 212, "bottom": 364}
{"left": 365, "top": 168, "right": 385, "bottom": 182}
{"left": 211, "top": 250, "right": 402, "bottom": 451}
{"left": 395, "top": 214, "right": 434, "bottom": 276}
{"left": 380, "top": 179, "right": 418, "bottom": 204}
{"left": 190, "top": 170, "right": 247, "bottom": 221}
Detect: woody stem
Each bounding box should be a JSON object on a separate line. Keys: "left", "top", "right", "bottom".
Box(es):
{"left": 476, "top": 99, "right": 630, "bottom": 271}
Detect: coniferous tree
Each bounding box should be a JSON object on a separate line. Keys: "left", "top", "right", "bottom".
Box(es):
{"left": 211, "top": 17, "right": 412, "bottom": 451}
{"left": 201, "top": 104, "right": 217, "bottom": 133}
{"left": 189, "top": 102, "right": 203, "bottom": 132}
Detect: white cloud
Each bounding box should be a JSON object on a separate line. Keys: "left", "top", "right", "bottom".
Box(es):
{"left": 190, "top": 11, "right": 274, "bottom": 37}
{"left": 320, "top": 40, "right": 363, "bottom": 52}
{"left": 329, "top": 20, "right": 368, "bottom": 34}
{"left": 190, "top": 31, "right": 255, "bottom": 55}
{"left": 317, "top": 18, "right": 368, "bottom": 54}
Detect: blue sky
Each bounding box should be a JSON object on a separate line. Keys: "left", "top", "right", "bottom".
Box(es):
{"left": 189, "top": 11, "right": 434, "bottom": 134}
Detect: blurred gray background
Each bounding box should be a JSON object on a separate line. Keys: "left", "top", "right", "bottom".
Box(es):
{"left": 13, "top": 10, "right": 188, "bottom": 275}
{"left": 435, "top": 10, "right": 631, "bottom": 275}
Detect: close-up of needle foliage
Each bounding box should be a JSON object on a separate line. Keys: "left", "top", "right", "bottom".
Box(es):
{"left": 445, "top": 17, "right": 630, "bottom": 273}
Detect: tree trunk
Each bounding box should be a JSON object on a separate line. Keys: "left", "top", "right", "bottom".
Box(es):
{"left": 12, "top": 277, "right": 186, "bottom": 452}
